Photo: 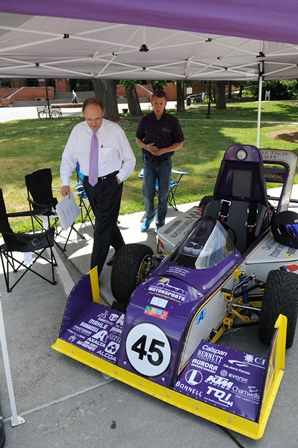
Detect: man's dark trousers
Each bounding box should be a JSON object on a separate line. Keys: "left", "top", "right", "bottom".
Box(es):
{"left": 84, "top": 175, "right": 124, "bottom": 275}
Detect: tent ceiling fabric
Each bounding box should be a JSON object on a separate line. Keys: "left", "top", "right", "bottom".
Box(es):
{"left": 0, "top": 1, "right": 298, "bottom": 80}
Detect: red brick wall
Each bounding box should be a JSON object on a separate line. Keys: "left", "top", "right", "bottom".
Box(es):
{"left": 0, "top": 87, "right": 54, "bottom": 106}
{"left": 117, "top": 83, "right": 181, "bottom": 101}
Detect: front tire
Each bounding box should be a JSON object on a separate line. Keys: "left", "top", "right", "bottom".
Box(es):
{"left": 258, "top": 269, "right": 298, "bottom": 348}
{"left": 38, "top": 110, "right": 47, "bottom": 119}
{"left": 111, "top": 243, "right": 154, "bottom": 307}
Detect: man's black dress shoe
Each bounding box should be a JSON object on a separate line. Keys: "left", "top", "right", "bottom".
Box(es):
{"left": 106, "top": 255, "right": 115, "bottom": 266}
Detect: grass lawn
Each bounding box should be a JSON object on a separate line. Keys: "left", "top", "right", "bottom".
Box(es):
{"left": 0, "top": 100, "right": 298, "bottom": 231}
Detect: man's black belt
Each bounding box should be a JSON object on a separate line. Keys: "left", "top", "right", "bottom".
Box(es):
{"left": 85, "top": 171, "right": 119, "bottom": 182}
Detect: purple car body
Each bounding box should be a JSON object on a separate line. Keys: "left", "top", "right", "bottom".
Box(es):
{"left": 54, "top": 144, "right": 298, "bottom": 438}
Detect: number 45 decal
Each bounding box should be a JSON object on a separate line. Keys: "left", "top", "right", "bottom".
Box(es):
{"left": 126, "top": 323, "right": 171, "bottom": 376}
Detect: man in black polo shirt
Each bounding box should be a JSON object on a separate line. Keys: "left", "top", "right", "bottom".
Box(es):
{"left": 136, "top": 90, "right": 184, "bottom": 231}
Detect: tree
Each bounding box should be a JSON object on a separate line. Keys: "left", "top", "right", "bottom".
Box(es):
{"left": 92, "top": 79, "right": 119, "bottom": 121}
{"left": 120, "top": 81, "right": 142, "bottom": 117}
{"left": 176, "top": 80, "right": 185, "bottom": 112}
{"left": 216, "top": 81, "right": 227, "bottom": 110}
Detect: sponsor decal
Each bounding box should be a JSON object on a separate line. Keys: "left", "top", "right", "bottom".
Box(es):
{"left": 167, "top": 266, "right": 191, "bottom": 278}
{"left": 219, "top": 369, "right": 248, "bottom": 384}
{"left": 264, "top": 173, "right": 284, "bottom": 180}
{"left": 175, "top": 341, "right": 265, "bottom": 419}
{"left": 206, "top": 387, "right": 234, "bottom": 408}
{"left": 262, "top": 238, "right": 277, "bottom": 251}
{"left": 195, "top": 308, "right": 206, "bottom": 326}
{"left": 191, "top": 359, "right": 218, "bottom": 372}
{"left": 223, "top": 363, "right": 251, "bottom": 375}
{"left": 185, "top": 369, "right": 203, "bottom": 386}
{"left": 64, "top": 307, "right": 124, "bottom": 363}
{"left": 205, "top": 374, "right": 233, "bottom": 390}
{"left": 144, "top": 306, "right": 169, "bottom": 320}
{"left": 150, "top": 296, "right": 168, "bottom": 308}
{"left": 175, "top": 381, "right": 203, "bottom": 398}
{"left": 148, "top": 278, "right": 187, "bottom": 302}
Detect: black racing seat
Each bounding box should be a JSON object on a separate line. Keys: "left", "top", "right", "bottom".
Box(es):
{"left": 202, "top": 144, "right": 273, "bottom": 254}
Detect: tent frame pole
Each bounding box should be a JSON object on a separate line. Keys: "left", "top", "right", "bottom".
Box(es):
{"left": 256, "top": 72, "right": 263, "bottom": 148}
{"left": 0, "top": 294, "right": 25, "bottom": 427}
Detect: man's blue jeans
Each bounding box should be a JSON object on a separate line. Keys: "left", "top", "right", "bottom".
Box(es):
{"left": 142, "top": 155, "right": 172, "bottom": 227}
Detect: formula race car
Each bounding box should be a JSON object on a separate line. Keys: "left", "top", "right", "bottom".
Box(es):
{"left": 53, "top": 144, "right": 298, "bottom": 440}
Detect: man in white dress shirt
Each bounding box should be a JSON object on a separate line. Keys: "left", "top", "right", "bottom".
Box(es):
{"left": 60, "top": 97, "right": 136, "bottom": 275}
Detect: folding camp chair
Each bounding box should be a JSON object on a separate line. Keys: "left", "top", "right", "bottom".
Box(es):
{"left": 25, "top": 168, "right": 85, "bottom": 251}
{"left": 0, "top": 188, "right": 57, "bottom": 292}
{"left": 75, "top": 162, "right": 94, "bottom": 229}
{"left": 138, "top": 168, "right": 189, "bottom": 210}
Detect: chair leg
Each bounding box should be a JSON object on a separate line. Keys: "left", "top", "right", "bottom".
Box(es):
{"left": 79, "top": 197, "right": 95, "bottom": 229}
{"left": 0, "top": 248, "right": 57, "bottom": 292}
{"left": 168, "top": 186, "right": 179, "bottom": 211}
{"left": 0, "top": 252, "right": 10, "bottom": 292}
{"left": 55, "top": 224, "right": 85, "bottom": 252}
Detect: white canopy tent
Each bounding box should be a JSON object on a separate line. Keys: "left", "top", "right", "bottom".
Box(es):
{"left": 0, "top": 12, "right": 298, "bottom": 81}
{"left": 0, "top": 2, "right": 298, "bottom": 146}
{"left": 0, "top": 0, "right": 298, "bottom": 426}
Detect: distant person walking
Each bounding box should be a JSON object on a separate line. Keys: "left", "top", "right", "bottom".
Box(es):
{"left": 136, "top": 90, "right": 184, "bottom": 231}
{"left": 72, "top": 90, "right": 79, "bottom": 104}
{"left": 60, "top": 97, "right": 136, "bottom": 275}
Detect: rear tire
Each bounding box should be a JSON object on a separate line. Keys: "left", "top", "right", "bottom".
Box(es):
{"left": 111, "top": 243, "right": 154, "bottom": 307}
{"left": 258, "top": 269, "right": 298, "bottom": 348}
{"left": 51, "top": 109, "right": 60, "bottom": 118}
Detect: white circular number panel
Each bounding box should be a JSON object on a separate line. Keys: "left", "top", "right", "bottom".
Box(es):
{"left": 126, "top": 323, "right": 171, "bottom": 377}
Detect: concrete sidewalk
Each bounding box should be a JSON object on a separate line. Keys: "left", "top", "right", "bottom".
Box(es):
{"left": 1, "top": 200, "right": 298, "bottom": 448}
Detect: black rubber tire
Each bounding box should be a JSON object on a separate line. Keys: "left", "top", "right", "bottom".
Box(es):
{"left": 258, "top": 269, "right": 298, "bottom": 349}
{"left": 111, "top": 243, "right": 154, "bottom": 306}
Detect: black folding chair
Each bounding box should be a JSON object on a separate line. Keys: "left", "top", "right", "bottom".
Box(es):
{"left": 0, "top": 188, "right": 57, "bottom": 292}
{"left": 25, "top": 168, "right": 85, "bottom": 251}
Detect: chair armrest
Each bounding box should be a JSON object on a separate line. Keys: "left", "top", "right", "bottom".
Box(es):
{"left": 171, "top": 169, "right": 189, "bottom": 175}
{"left": 27, "top": 198, "right": 54, "bottom": 213}
{"left": 7, "top": 210, "right": 42, "bottom": 218}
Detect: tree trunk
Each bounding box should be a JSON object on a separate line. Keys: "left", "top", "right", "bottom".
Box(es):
{"left": 176, "top": 80, "right": 185, "bottom": 112}
{"left": 227, "top": 82, "right": 232, "bottom": 99}
{"left": 125, "top": 84, "right": 142, "bottom": 117}
{"left": 216, "top": 81, "right": 227, "bottom": 110}
{"left": 92, "top": 79, "right": 119, "bottom": 121}
{"left": 92, "top": 79, "right": 106, "bottom": 104}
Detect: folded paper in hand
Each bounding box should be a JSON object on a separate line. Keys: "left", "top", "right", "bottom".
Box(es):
{"left": 56, "top": 192, "right": 80, "bottom": 230}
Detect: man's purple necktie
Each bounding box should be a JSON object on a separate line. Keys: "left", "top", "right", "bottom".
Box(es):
{"left": 89, "top": 131, "right": 99, "bottom": 186}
